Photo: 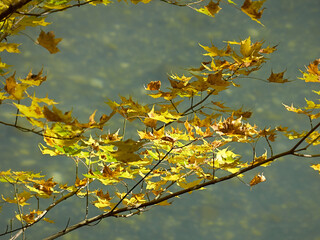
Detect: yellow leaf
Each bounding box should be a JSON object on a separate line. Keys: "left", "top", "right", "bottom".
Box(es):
{"left": 157, "top": 200, "right": 172, "bottom": 206}
{"left": 43, "top": 217, "right": 54, "bottom": 223}
{"left": 16, "top": 210, "right": 43, "bottom": 224}
{"left": 20, "top": 69, "right": 47, "bottom": 86}
{"left": 195, "top": 0, "right": 221, "bottom": 17}
{"left": 0, "top": 57, "right": 11, "bottom": 70}
{"left": 27, "top": 177, "right": 57, "bottom": 198}
{"left": 254, "top": 151, "right": 270, "bottom": 166}
{"left": 299, "top": 59, "right": 320, "bottom": 82}
{"left": 43, "top": 105, "right": 73, "bottom": 123}
{"left": 2, "top": 193, "right": 31, "bottom": 206}
{"left": 89, "top": 110, "right": 97, "bottom": 126}
{"left": 130, "top": 0, "right": 152, "bottom": 4}
{"left": 267, "top": 70, "right": 289, "bottom": 83}
{"left": 177, "top": 179, "right": 202, "bottom": 189}
{"left": 259, "top": 45, "right": 278, "bottom": 54}
{"left": 145, "top": 80, "right": 161, "bottom": 90}
{"left": 111, "top": 139, "right": 144, "bottom": 163}
{"left": 162, "top": 174, "right": 183, "bottom": 181}
{"left": 282, "top": 103, "right": 309, "bottom": 115}
{"left": 28, "top": 92, "right": 57, "bottom": 105}
{"left": 311, "top": 164, "right": 320, "bottom": 173}
{"left": 43, "top": 124, "right": 82, "bottom": 147}
{"left": 241, "top": 0, "right": 266, "bottom": 26}
{"left": 199, "top": 43, "right": 229, "bottom": 57}
{"left": 14, "top": 100, "right": 45, "bottom": 119}
{"left": 0, "top": 42, "right": 20, "bottom": 53}
{"left": 37, "top": 30, "right": 62, "bottom": 54}
{"left": 5, "top": 73, "right": 28, "bottom": 100}
{"left": 75, "top": 177, "right": 89, "bottom": 187}
{"left": 148, "top": 106, "right": 181, "bottom": 123}
{"left": 240, "top": 37, "right": 252, "bottom": 57}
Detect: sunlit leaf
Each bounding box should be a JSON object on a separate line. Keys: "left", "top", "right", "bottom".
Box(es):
{"left": 145, "top": 81, "right": 161, "bottom": 91}
{"left": 249, "top": 172, "right": 266, "bottom": 187}
{"left": 267, "top": 70, "right": 289, "bottom": 83}
{"left": 241, "top": 0, "right": 266, "bottom": 25}
{"left": 195, "top": 1, "right": 221, "bottom": 18}
{"left": 311, "top": 164, "right": 320, "bottom": 173}
{"left": 37, "top": 30, "right": 62, "bottom": 54}
{"left": 0, "top": 42, "right": 20, "bottom": 53}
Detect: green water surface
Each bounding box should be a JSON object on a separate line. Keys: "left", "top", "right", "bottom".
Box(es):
{"left": 1, "top": 0, "right": 320, "bottom": 239}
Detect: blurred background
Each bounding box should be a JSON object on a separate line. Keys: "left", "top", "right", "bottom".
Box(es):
{"left": 0, "top": 0, "right": 320, "bottom": 239}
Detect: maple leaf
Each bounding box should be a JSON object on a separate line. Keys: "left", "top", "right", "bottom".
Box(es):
{"left": 282, "top": 103, "right": 309, "bottom": 115}
{"left": 177, "top": 179, "right": 202, "bottom": 190}
{"left": 200, "top": 43, "right": 230, "bottom": 57}
{"left": 16, "top": 210, "right": 39, "bottom": 224}
{"left": 43, "top": 105, "right": 73, "bottom": 123}
{"left": 253, "top": 151, "right": 271, "bottom": 167}
{"left": 238, "top": 37, "right": 263, "bottom": 58}
{"left": 207, "top": 71, "right": 229, "bottom": 88}
{"left": 4, "top": 73, "right": 28, "bottom": 100}
{"left": 267, "top": 70, "right": 289, "bottom": 83}
{"left": 233, "top": 108, "right": 252, "bottom": 119}
{"left": 311, "top": 164, "right": 320, "bottom": 173}
{"left": 130, "top": 0, "right": 152, "bottom": 4}
{"left": 75, "top": 177, "right": 89, "bottom": 187}
{"left": 37, "top": 30, "right": 62, "bottom": 54}
{"left": 156, "top": 200, "right": 172, "bottom": 206}
{"left": 43, "top": 123, "right": 82, "bottom": 147}
{"left": 145, "top": 81, "right": 161, "bottom": 91}
{"left": 27, "top": 177, "right": 58, "bottom": 197}
{"left": 259, "top": 128, "right": 277, "bottom": 142}
{"left": 89, "top": 0, "right": 112, "bottom": 6}
{"left": 195, "top": 0, "right": 222, "bottom": 18}
{"left": 92, "top": 189, "right": 115, "bottom": 209}
{"left": 299, "top": 59, "right": 320, "bottom": 82}
{"left": 249, "top": 172, "right": 266, "bottom": 187}
{"left": 211, "top": 116, "right": 258, "bottom": 140}
{"left": 259, "top": 44, "right": 278, "bottom": 54}
{"left": 2, "top": 191, "right": 32, "bottom": 206}
{"left": 88, "top": 110, "right": 97, "bottom": 126}
{"left": 20, "top": 69, "right": 47, "bottom": 86}
{"left": 148, "top": 106, "right": 181, "bottom": 124}
{"left": 0, "top": 42, "right": 20, "bottom": 53}
{"left": 111, "top": 139, "right": 144, "bottom": 163}
{"left": 241, "top": 0, "right": 266, "bottom": 25}
{"left": 307, "top": 59, "right": 320, "bottom": 76}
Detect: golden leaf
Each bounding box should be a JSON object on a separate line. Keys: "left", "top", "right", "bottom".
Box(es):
{"left": 43, "top": 105, "right": 73, "bottom": 123}
{"left": 37, "top": 30, "right": 62, "bottom": 54}
{"left": 249, "top": 172, "right": 266, "bottom": 187}
{"left": 145, "top": 81, "right": 161, "bottom": 91}
{"left": 20, "top": 69, "right": 47, "bottom": 86}
{"left": 0, "top": 42, "right": 20, "bottom": 53}
{"left": 267, "top": 70, "right": 289, "bottom": 83}
{"left": 196, "top": 0, "right": 221, "bottom": 17}
{"left": 299, "top": 59, "right": 320, "bottom": 82}
{"left": 4, "top": 73, "right": 28, "bottom": 100}
{"left": 241, "top": 0, "right": 266, "bottom": 25}
{"left": 311, "top": 164, "right": 320, "bottom": 173}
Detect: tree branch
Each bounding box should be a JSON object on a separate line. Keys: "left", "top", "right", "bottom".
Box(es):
{"left": 0, "top": 0, "right": 32, "bottom": 22}
{"left": 1, "top": 189, "right": 80, "bottom": 239}
{"left": 43, "top": 139, "right": 298, "bottom": 240}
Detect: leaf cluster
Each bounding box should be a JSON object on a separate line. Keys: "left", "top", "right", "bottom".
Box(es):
{"left": 0, "top": 0, "right": 319, "bottom": 239}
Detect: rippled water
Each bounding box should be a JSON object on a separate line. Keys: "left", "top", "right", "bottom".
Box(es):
{"left": 1, "top": 0, "right": 320, "bottom": 239}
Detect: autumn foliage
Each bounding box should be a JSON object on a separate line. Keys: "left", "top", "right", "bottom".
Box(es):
{"left": 0, "top": 0, "right": 319, "bottom": 239}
